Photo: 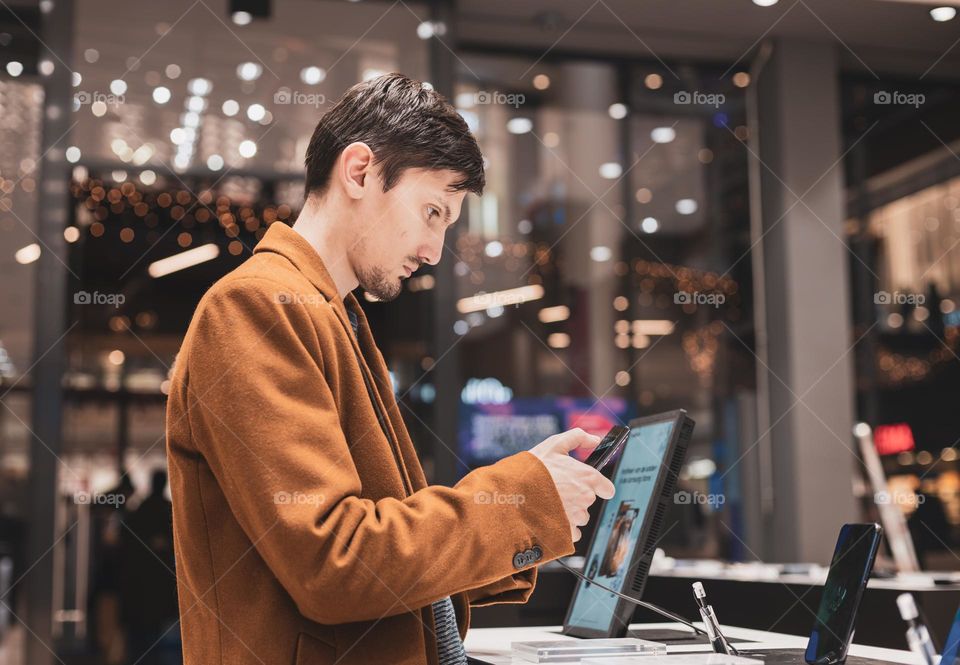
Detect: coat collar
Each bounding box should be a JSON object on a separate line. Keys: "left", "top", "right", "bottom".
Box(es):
{"left": 253, "top": 221, "right": 372, "bottom": 340}
{"left": 254, "top": 222, "right": 424, "bottom": 495}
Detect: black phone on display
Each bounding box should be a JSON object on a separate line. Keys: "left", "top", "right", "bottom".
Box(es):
{"left": 582, "top": 426, "right": 630, "bottom": 471}
{"left": 804, "top": 523, "right": 883, "bottom": 665}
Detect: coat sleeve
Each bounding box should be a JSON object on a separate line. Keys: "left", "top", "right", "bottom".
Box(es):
{"left": 182, "top": 277, "right": 575, "bottom": 625}
{"left": 464, "top": 568, "right": 540, "bottom": 607}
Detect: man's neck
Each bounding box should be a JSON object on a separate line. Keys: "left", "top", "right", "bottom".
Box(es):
{"left": 291, "top": 198, "right": 359, "bottom": 298}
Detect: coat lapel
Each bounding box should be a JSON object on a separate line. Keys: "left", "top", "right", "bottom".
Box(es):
{"left": 344, "top": 293, "right": 429, "bottom": 493}
{"left": 253, "top": 222, "right": 428, "bottom": 494}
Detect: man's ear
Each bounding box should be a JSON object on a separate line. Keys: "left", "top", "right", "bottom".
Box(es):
{"left": 338, "top": 142, "right": 374, "bottom": 200}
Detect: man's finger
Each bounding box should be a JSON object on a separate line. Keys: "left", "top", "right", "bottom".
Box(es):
{"left": 585, "top": 471, "right": 616, "bottom": 500}
{"left": 552, "top": 428, "right": 601, "bottom": 453}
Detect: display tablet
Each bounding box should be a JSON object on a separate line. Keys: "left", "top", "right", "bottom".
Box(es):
{"left": 563, "top": 409, "right": 695, "bottom": 638}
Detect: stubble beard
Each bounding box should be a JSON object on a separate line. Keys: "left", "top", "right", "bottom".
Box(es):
{"left": 356, "top": 263, "right": 402, "bottom": 302}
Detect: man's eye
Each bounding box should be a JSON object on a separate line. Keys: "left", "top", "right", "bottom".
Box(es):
{"left": 427, "top": 207, "right": 440, "bottom": 219}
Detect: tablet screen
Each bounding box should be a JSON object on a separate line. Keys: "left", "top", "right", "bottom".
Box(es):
{"left": 565, "top": 418, "right": 676, "bottom": 634}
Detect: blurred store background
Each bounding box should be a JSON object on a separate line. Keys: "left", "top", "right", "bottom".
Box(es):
{"left": 1, "top": 0, "right": 960, "bottom": 663}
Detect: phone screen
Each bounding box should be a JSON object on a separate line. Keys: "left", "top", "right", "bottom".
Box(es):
{"left": 805, "top": 523, "right": 882, "bottom": 665}
{"left": 583, "top": 426, "right": 630, "bottom": 470}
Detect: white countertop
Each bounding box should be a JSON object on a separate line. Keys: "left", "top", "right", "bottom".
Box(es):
{"left": 464, "top": 622, "right": 927, "bottom": 665}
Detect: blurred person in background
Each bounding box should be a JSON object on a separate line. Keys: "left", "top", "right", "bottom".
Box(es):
{"left": 90, "top": 473, "right": 135, "bottom": 664}
{"left": 120, "top": 470, "right": 180, "bottom": 665}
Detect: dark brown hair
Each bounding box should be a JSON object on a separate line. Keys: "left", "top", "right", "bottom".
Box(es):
{"left": 303, "top": 73, "right": 485, "bottom": 200}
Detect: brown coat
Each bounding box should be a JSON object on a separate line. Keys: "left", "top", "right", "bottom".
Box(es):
{"left": 165, "top": 221, "right": 575, "bottom": 665}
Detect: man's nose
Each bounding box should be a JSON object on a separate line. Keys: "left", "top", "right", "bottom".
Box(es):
{"left": 421, "top": 228, "right": 445, "bottom": 266}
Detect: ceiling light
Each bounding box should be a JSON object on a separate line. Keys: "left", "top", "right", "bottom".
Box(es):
{"left": 676, "top": 199, "right": 698, "bottom": 215}
{"left": 506, "top": 117, "right": 533, "bottom": 134}
{"left": 15, "top": 243, "right": 40, "bottom": 264}
{"left": 590, "top": 246, "right": 613, "bottom": 262}
{"left": 931, "top": 6, "right": 956, "bottom": 21}
{"left": 237, "top": 62, "right": 262, "bottom": 81}
{"left": 547, "top": 332, "right": 571, "bottom": 349}
{"left": 148, "top": 244, "right": 220, "bottom": 278}
{"left": 631, "top": 320, "right": 675, "bottom": 335}
{"left": 650, "top": 126, "right": 676, "bottom": 143}
{"left": 187, "top": 78, "right": 212, "bottom": 96}
{"left": 484, "top": 240, "right": 503, "bottom": 257}
{"left": 539, "top": 305, "right": 570, "bottom": 323}
{"left": 187, "top": 96, "right": 207, "bottom": 113}
{"left": 300, "top": 66, "right": 326, "bottom": 85}
{"left": 416, "top": 21, "right": 436, "bottom": 39}
{"left": 238, "top": 139, "right": 257, "bottom": 158}
{"left": 247, "top": 103, "right": 266, "bottom": 121}
{"left": 599, "top": 162, "right": 622, "bottom": 179}
{"left": 152, "top": 86, "right": 171, "bottom": 104}
{"left": 182, "top": 111, "right": 200, "bottom": 128}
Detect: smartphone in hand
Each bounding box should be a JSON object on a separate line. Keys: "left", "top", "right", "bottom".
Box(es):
{"left": 582, "top": 426, "right": 630, "bottom": 471}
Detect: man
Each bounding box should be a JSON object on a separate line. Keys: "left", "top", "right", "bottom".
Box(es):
{"left": 166, "top": 73, "right": 615, "bottom": 665}
{"left": 119, "top": 470, "right": 180, "bottom": 665}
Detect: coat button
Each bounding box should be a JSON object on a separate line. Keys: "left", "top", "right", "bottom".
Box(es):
{"left": 513, "top": 552, "right": 526, "bottom": 569}
{"left": 532, "top": 545, "right": 543, "bottom": 561}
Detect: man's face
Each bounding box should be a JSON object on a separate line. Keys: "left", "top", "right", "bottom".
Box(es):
{"left": 348, "top": 167, "right": 466, "bottom": 301}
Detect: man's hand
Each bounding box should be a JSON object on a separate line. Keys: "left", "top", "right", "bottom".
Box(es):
{"left": 529, "top": 428, "right": 617, "bottom": 543}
